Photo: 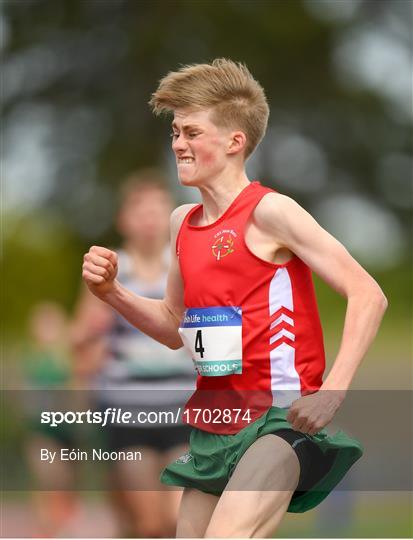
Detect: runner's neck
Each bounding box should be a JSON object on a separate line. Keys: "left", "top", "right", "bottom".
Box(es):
{"left": 197, "top": 173, "right": 251, "bottom": 226}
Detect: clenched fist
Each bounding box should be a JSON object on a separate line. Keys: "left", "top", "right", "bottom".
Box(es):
{"left": 286, "top": 391, "right": 345, "bottom": 435}
{"left": 82, "top": 246, "right": 119, "bottom": 299}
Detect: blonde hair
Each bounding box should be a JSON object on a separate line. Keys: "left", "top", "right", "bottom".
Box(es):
{"left": 149, "top": 58, "right": 269, "bottom": 158}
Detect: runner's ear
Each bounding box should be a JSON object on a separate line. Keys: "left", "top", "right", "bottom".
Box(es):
{"left": 227, "top": 131, "right": 247, "bottom": 156}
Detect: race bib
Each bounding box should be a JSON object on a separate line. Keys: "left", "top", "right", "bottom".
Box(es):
{"left": 179, "top": 306, "right": 242, "bottom": 377}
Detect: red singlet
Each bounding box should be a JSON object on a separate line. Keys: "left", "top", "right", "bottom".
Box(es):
{"left": 177, "top": 182, "right": 325, "bottom": 434}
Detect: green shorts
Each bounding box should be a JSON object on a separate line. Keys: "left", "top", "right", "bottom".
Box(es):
{"left": 161, "top": 406, "right": 363, "bottom": 513}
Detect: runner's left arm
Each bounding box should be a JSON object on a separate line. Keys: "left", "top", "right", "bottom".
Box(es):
{"left": 255, "top": 193, "right": 388, "bottom": 433}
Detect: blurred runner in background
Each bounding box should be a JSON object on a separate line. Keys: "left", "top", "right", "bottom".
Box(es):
{"left": 23, "top": 302, "right": 78, "bottom": 537}
{"left": 72, "top": 169, "right": 195, "bottom": 538}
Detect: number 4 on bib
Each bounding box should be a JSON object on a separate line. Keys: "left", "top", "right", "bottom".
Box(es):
{"left": 179, "top": 306, "right": 243, "bottom": 377}
{"left": 195, "top": 330, "right": 205, "bottom": 358}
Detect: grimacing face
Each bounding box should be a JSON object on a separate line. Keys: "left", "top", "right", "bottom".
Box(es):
{"left": 117, "top": 187, "right": 172, "bottom": 243}
{"left": 171, "top": 108, "right": 235, "bottom": 186}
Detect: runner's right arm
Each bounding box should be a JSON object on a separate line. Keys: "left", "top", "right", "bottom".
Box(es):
{"left": 82, "top": 205, "right": 194, "bottom": 350}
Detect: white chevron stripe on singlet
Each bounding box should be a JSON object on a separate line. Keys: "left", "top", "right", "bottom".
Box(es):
{"left": 270, "top": 328, "right": 295, "bottom": 344}
{"left": 268, "top": 267, "right": 301, "bottom": 408}
{"left": 270, "top": 313, "right": 294, "bottom": 329}
{"left": 269, "top": 267, "right": 294, "bottom": 314}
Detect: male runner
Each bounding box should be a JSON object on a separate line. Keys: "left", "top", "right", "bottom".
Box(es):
{"left": 82, "top": 59, "right": 387, "bottom": 538}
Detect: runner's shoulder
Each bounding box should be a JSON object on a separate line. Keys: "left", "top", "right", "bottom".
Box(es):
{"left": 170, "top": 203, "right": 198, "bottom": 234}
{"left": 254, "top": 192, "right": 301, "bottom": 232}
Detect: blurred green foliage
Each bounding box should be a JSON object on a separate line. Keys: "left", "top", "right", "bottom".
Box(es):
{"left": 3, "top": 0, "right": 412, "bottom": 226}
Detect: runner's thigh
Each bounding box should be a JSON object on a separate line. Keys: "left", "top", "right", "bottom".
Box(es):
{"left": 204, "top": 434, "right": 300, "bottom": 538}
{"left": 176, "top": 488, "right": 219, "bottom": 538}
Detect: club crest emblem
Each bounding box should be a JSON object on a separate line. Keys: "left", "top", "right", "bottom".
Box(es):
{"left": 212, "top": 229, "right": 237, "bottom": 261}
